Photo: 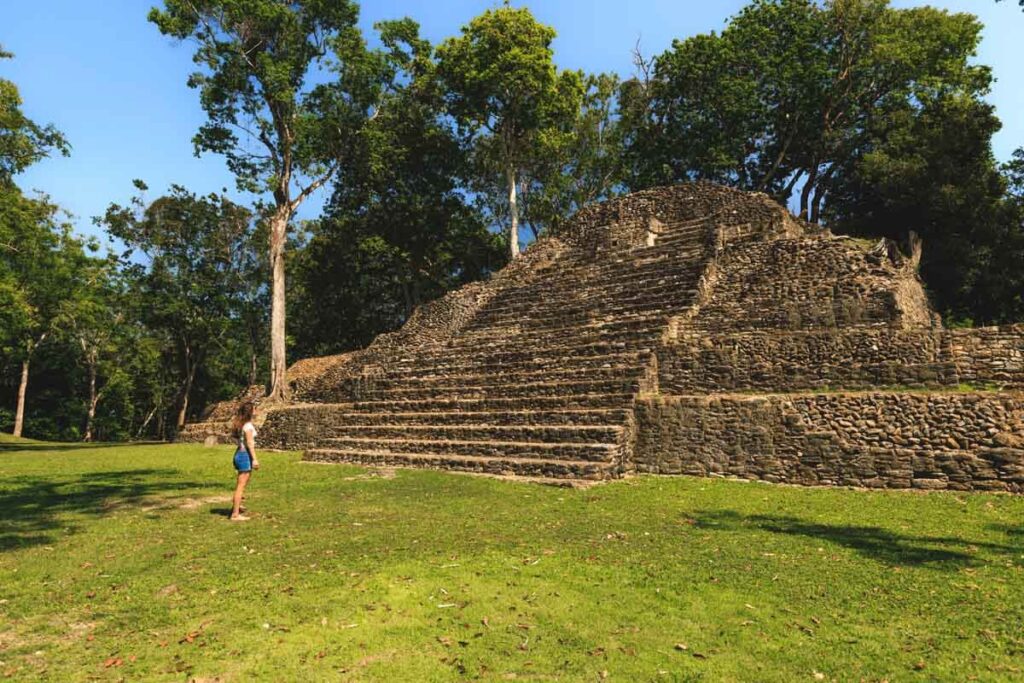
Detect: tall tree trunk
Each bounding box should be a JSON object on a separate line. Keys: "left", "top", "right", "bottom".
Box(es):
{"left": 83, "top": 360, "right": 98, "bottom": 443}
{"left": 506, "top": 165, "right": 520, "bottom": 260}
{"left": 176, "top": 348, "right": 197, "bottom": 432}
{"left": 809, "top": 165, "right": 836, "bottom": 225}
{"left": 248, "top": 352, "right": 258, "bottom": 388}
{"left": 799, "top": 162, "right": 819, "bottom": 221}
{"left": 268, "top": 206, "right": 290, "bottom": 400}
{"left": 137, "top": 403, "right": 159, "bottom": 439}
{"left": 412, "top": 277, "right": 422, "bottom": 309}
{"left": 757, "top": 116, "right": 800, "bottom": 193}
{"left": 12, "top": 334, "right": 43, "bottom": 438}
{"left": 810, "top": 187, "right": 826, "bottom": 224}
{"left": 13, "top": 356, "right": 30, "bottom": 438}
{"left": 780, "top": 170, "right": 804, "bottom": 204}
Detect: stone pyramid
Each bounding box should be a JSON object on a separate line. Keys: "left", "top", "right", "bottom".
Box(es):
{"left": 183, "top": 183, "right": 1024, "bottom": 490}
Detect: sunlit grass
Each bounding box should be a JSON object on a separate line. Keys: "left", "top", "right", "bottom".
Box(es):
{"left": 1, "top": 441, "right": 1023, "bottom": 681}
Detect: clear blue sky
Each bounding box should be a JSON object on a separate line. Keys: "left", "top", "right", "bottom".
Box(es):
{"left": 5, "top": 0, "right": 1024, "bottom": 241}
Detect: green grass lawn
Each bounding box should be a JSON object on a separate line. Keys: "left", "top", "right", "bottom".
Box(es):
{"left": 1, "top": 442, "right": 1023, "bottom": 682}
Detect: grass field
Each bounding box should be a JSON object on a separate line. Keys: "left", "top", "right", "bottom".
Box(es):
{"left": 1, "top": 441, "right": 1023, "bottom": 681}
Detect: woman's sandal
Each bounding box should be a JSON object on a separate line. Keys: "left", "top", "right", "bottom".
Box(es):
{"left": 229, "top": 514, "right": 250, "bottom": 521}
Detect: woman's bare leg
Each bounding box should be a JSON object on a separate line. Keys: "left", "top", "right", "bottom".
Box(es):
{"left": 231, "top": 472, "right": 251, "bottom": 519}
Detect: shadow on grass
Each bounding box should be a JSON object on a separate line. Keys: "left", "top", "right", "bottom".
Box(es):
{"left": 987, "top": 522, "right": 1024, "bottom": 539}
{"left": 693, "top": 510, "right": 1024, "bottom": 568}
{"left": 0, "top": 441, "right": 165, "bottom": 453}
{"left": 0, "top": 469, "right": 220, "bottom": 553}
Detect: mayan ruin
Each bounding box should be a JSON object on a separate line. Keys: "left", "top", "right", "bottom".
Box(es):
{"left": 181, "top": 183, "right": 1024, "bottom": 491}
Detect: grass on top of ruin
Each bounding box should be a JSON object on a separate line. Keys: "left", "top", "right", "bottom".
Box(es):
{"left": 2, "top": 442, "right": 1023, "bottom": 682}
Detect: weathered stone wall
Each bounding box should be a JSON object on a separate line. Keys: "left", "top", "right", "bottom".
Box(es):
{"left": 257, "top": 403, "right": 348, "bottom": 450}
{"left": 656, "top": 325, "right": 1024, "bottom": 394}
{"left": 688, "top": 237, "right": 926, "bottom": 332}
{"left": 634, "top": 392, "right": 1024, "bottom": 491}
{"left": 657, "top": 329, "right": 955, "bottom": 392}
{"left": 177, "top": 384, "right": 267, "bottom": 444}
{"left": 559, "top": 182, "right": 806, "bottom": 258}
{"left": 951, "top": 325, "right": 1024, "bottom": 387}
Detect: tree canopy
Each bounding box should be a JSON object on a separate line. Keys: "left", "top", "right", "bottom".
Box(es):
{"left": 4, "top": 0, "right": 1024, "bottom": 441}
{"left": 149, "top": 0, "right": 384, "bottom": 399}
{"left": 437, "top": 4, "right": 584, "bottom": 258}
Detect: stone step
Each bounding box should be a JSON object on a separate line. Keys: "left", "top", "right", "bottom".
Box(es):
{"left": 468, "top": 290, "right": 696, "bottom": 325}
{"left": 583, "top": 257, "right": 703, "bottom": 279}
{"left": 318, "top": 407, "right": 634, "bottom": 427}
{"left": 495, "top": 255, "right": 702, "bottom": 284}
{"left": 468, "top": 294, "right": 696, "bottom": 325}
{"left": 367, "top": 377, "right": 641, "bottom": 402}
{"left": 445, "top": 327, "right": 664, "bottom": 355}
{"left": 645, "top": 229, "right": 709, "bottom": 248}
{"left": 489, "top": 276, "right": 701, "bottom": 302}
{"left": 390, "top": 340, "right": 654, "bottom": 371}
{"left": 347, "top": 363, "right": 640, "bottom": 392}
{"left": 468, "top": 305, "right": 674, "bottom": 328}
{"left": 491, "top": 269, "right": 702, "bottom": 302}
{"left": 349, "top": 392, "right": 636, "bottom": 413}
{"left": 304, "top": 448, "right": 617, "bottom": 480}
{"left": 328, "top": 423, "right": 625, "bottom": 444}
{"left": 326, "top": 435, "right": 619, "bottom": 462}
{"left": 457, "top": 313, "right": 671, "bottom": 344}
{"left": 582, "top": 249, "right": 705, "bottom": 271}
{"left": 467, "top": 307, "right": 673, "bottom": 335}
{"left": 384, "top": 350, "right": 647, "bottom": 379}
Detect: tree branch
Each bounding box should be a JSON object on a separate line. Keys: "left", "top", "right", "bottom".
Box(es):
{"left": 290, "top": 164, "right": 337, "bottom": 212}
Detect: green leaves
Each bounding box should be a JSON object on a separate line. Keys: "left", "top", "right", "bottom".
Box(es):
{"left": 622, "top": 0, "right": 990, "bottom": 220}
{"left": 149, "top": 0, "right": 367, "bottom": 200}
{"left": 291, "top": 22, "right": 503, "bottom": 357}
{"left": 436, "top": 5, "right": 585, "bottom": 254}
{"left": 0, "top": 49, "right": 69, "bottom": 185}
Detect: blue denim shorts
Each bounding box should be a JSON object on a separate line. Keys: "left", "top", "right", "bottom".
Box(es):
{"left": 233, "top": 449, "right": 253, "bottom": 473}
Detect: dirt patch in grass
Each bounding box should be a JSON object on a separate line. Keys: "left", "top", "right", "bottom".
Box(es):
{"left": 340, "top": 467, "right": 397, "bottom": 481}
{"left": 0, "top": 628, "right": 26, "bottom": 653}
{"left": 101, "top": 494, "right": 231, "bottom": 513}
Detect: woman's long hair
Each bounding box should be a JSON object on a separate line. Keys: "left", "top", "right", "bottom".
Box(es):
{"left": 231, "top": 401, "right": 256, "bottom": 439}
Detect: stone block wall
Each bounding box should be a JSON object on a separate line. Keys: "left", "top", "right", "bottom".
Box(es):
{"left": 634, "top": 392, "right": 1024, "bottom": 491}
{"left": 689, "top": 238, "right": 922, "bottom": 332}
{"left": 952, "top": 325, "right": 1024, "bottom": 387}
{"left": 657, "top": 329, "right": 955, "bottom": 393}
{"left": 559, "top": 182, "right": 805, "bottom": 257}
{"left": 656, "top": 325, "right": 1024, "bottom": 394}
{"left": 257, "top": 404, "right": 349, "bottom": 451}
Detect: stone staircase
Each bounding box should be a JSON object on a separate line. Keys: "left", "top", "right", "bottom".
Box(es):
{"left": 185, "top": 183, "right": 1024, "bottom": 491}
{"left": 299, "top": 218, "right": 713, "bottom": 481}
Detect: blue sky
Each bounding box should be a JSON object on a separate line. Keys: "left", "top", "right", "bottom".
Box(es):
{"left": 5, "top": 0, "right": 1024, "bottom": 241}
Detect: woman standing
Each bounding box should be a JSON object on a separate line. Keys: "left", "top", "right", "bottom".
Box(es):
{"left": 230, "top": 401, "right": 260, "bottom": 521}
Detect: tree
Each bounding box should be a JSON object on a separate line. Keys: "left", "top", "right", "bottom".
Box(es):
{"left": 824, "top": 93, "right": 1019, "bottom": 323}
{"left": 292, "top": 19, "right": 503, "bottom": 357}
{"left": 149, "top": 1, "right": 383, "bottom": 400}
{"left": 57, "top": 256, "right": 131, "bottom": 441}
{"left": 622, "top": 0, "right": 991, "bottom": 221}
{"left": 0, "top": 48, "right": 73, "bottom": 437}
{"left": 518, "top": 73, "right": 623, "bottom": 237}
{"left": 100, "top": 184, "right": 262, "bottom": 433}
{"left": 437, "top": 4, "right": 583, "bottom": 259}
{"left": 0, "top": 47, "right": 69, "bottom": 184}
{"left": 0, "top": 189, "right": 81, "bottom": 438}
